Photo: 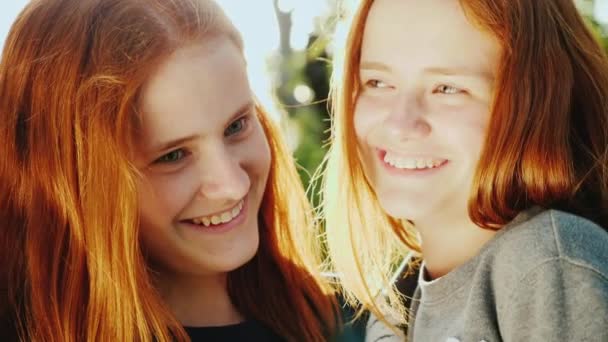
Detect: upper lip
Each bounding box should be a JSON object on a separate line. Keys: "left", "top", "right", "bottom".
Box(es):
{"left": 181, "top": 197, "right": 245, "bottom": 221}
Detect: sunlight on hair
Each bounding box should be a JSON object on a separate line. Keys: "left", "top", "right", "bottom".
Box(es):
{"left": 330, "top": 0, "right": 359, "bottom": 89}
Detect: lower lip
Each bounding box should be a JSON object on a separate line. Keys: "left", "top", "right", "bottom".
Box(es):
{"left": 377, "top": 149, "right": 449, "bottom": 176}
{"left": 181, "top": 196, "right": 249, "bottom": 234}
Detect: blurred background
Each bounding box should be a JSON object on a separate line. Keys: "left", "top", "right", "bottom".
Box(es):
{"left": 2, "top": 0, "right": 608, "bottom": 196}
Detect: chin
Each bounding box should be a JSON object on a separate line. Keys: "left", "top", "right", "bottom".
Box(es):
{"left": 377, "top": 194, "right": 428, "bottom": 221}
{"left": 202, "top": 252, "right": 257, "bottom": 275}
{"left": 220, "top": 236, "right": 260, "bottom": 272}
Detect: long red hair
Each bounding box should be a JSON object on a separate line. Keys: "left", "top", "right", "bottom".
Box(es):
{"left": 0, "top": 0, "right": 337, "bottom": 340}
{"left": 322, "top": 0, "right": 608, "bottom": 324}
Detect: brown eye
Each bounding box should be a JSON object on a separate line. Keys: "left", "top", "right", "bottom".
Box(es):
{"left": 365, "top": 79, "right": 389, "bottom": 88}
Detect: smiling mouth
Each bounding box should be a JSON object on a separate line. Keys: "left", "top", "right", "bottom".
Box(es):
{"left": 183, "top": 199, "right": 245, "bottom": 227}
{"left": 379, "top": 149, "right": 448, "bottom": 170}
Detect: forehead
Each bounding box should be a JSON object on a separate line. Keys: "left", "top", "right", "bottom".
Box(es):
{"left": 137, "top": 37, "right": 250, "bottom": 145}
{"left": 361, "top": 0, "right": 500, "bottom": 73}
{"left": 141, "top": 38, "right": 248, "bottom": 118}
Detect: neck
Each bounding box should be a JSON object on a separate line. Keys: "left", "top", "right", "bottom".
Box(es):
{"left": 415, "top": 213, "right": 497, "bottom": 280}
{"left": 155, "top": 271, "right": 244, "bottom": 327}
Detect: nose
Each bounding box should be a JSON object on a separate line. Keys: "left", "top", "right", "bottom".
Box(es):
{"left": 382, "top": 93, "right": 431, "bottom": 141}
{"left": 196, "top": 147, "right": 250, "bottom": 201}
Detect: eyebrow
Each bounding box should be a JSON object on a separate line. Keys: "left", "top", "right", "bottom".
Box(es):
{"left": 359, "top": 61, "right": 493, "bottom": 81}
{"left": 424, "top": 66, "right": 494, "bottom": 81}
{"left": 360, "top": 61, "right": 393, "bottom": 72}
{"left": 151, "top": 100, "right": 255, "bottom": 153}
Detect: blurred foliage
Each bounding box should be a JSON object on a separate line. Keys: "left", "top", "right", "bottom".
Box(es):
{"left": 274, "top": 39, "right": 332, "bottom": 207}
{"left": 270, "top": 2, "right": 339, "bottom": 207}
{"left": 584, "top": 16, "right": 608, "bottom": 50}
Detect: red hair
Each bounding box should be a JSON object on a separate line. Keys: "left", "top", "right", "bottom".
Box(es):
{"left": 0, "top": 0, "right": 337, "bottom": 340}
{"left": 463, "top": 0, "right": 608, "bottom": 229}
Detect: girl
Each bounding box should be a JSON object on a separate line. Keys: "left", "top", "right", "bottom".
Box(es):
{"left": 322, "top": 0, "right": 608, "bottom": 341}
{"left": 0, "top": 0, "right": 344, "bottom": 340}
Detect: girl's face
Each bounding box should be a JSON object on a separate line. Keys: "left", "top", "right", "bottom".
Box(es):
{"left": 354, "top": 0, "right": 500, "bottom": 224}
{"left": 134, "top": 37, "right": 271, "bottom": 278}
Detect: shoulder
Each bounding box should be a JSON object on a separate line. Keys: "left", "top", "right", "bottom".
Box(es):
{"left": 488, "top": 209, "right": 608, "bottom": 278}
{"left": 546, "top": 210, "right": 608, "bottom": 272}
{"left": 490, "top": 210, "right": 608, "bottom": 340}
{"left": 484, "top": 209, "right": 608, "bottom": 308}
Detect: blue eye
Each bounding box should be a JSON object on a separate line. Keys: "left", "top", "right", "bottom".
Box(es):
{"left": 224, "top": 117, "right": 248, "bottom": 137}
{"left": 155, "top": 149, "right": 186, "bottom": 163}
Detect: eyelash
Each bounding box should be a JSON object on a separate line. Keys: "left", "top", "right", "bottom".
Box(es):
{"left": 224, "top": 115, "right": 250, "bottom": 137}
{"left": 363, "top": 80, "right": 464, "bottom": 96}
{"left": 153, "top": 115, "right": 251, "bottom": 165}
{"left": 434, "top": 84, "right": 463, "bottom": 95}
{"left": 363, "top": 79, "right": 390, "bottom": 89}
{"left": 155, "top": 149, "right": 189, "bottom": 164}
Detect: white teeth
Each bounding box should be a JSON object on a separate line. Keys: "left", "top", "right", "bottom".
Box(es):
{"left": 383, "top": 151, "right": 444, "bottom": 170}
{"left": 220, "top": 212, "right": 231, "bottom": 223}
{"left": 188, "top": 199, "right": 244, "bottom": 227}
{"left": 210, "top": 215, "right": 221, "bottom": 225}
{"left": 403, "top": 159, "right": 416, "bottom": 169}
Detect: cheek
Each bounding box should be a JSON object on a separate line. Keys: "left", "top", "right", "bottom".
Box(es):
{"left": 241, "top": 127, "right": 271, "bottom": 182}
{"left": 254, "top": 139, "right": 271, "bottom": 180}
{"left": 353, "top": 99, "right": 382, "bottom": 177}
{"left": 137, "top": 172, "right": 197, "bottom": 222}
{"left": 353, "top": 97, "right": 383, "bottom": 145}
{"left": 436, "top": 104, "right": 490, "bottom": 155}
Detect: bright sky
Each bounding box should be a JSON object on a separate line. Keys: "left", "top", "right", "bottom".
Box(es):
{"left": 0, "top": 0, "right": 28, "bottom": 48}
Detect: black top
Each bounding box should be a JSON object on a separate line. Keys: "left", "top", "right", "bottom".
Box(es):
{"left": 184, "top": 313, "right": 367, "bottom": 342}
{"left": 184, "top": 321, "right": 285, "bottom": 342}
